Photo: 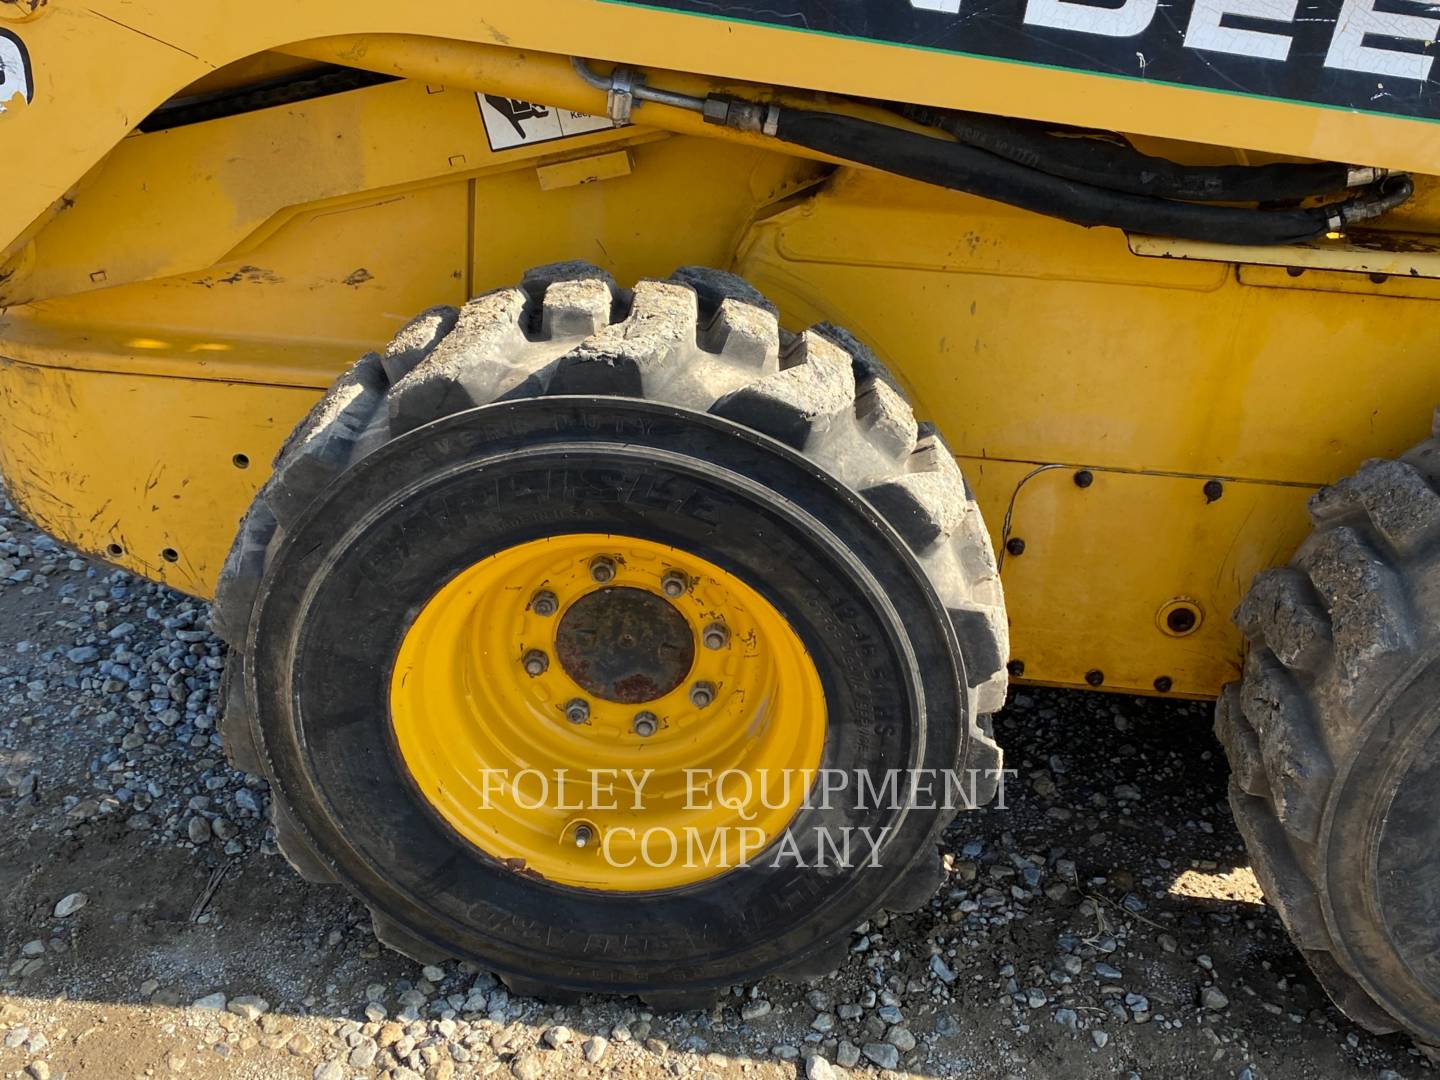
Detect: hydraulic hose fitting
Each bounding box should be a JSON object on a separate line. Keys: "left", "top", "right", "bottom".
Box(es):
{"left": 702, "top": 95, "right": 781, "bottom": 135}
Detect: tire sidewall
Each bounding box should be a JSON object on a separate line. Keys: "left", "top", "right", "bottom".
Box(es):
{"left": 1322, "top": 650, "right": 1440, "bottom": 1041}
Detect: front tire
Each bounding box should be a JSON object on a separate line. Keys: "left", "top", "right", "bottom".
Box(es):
{"left": 1220, "top": 411, "right": 1440, "bottom": 1052}
{"left": 213, "top": 263, "right": 1008, "bottom": 1002}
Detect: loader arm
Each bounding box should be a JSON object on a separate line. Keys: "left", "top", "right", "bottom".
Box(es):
{"left": 6, "top": 0, "right": 1440, "bottom": 266}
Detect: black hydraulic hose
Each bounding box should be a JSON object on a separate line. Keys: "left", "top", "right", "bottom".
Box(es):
{"left": 902, "top": 106, "right": 1366, "bottom": 203}
{"left": 771, "top": 108, "right": 1401, "bottom": 246}
{"left": 567, "top": 61, "right": 1412, "bottom": 245}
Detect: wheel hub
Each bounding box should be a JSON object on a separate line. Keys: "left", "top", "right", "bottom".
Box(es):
{"left": 555, "top": 586, "right": 695, "bottom": 703}
{"left": 389, "top": 533, "right": 827, "bottom": 891}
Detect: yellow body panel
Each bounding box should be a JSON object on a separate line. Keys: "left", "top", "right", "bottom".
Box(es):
{"left": 3, "top": 5, "right": 1440, "bottom": 697}
{"left": 977, "top": 463, "right": 1313, "bottom": 696}
{"left": 738, "top": 169, "right": 1440, "bottom": 485}
{"left": 0, "top": 359, "right": 308, "bottom": 595}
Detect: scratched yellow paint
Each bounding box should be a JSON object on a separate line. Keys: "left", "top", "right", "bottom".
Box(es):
{"left": 0, "top": 358, "right": 318, "bottom": 596}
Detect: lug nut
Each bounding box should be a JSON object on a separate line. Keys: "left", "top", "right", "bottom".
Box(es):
{"left": 589, "top": 556, "right": 616, "bottom": 583}
{"left": 702, "top": 623, "right": 729, "bottom": 650}
{"left": 573, "top": 824, "right": 594, "bottom": 849}
{"left": 523, "top": 649, "right": 549, "bottom": 677}
{"left": 660, "top": 570, "right": 688, "bottom": 598}
{"left": 632, "top": 711, "right": 658, "bottom": 737}
{"left": 690, "top": 682, "right": 715, "bottom": 708}
{"left": 564, "top": 698, "right": 590, "bottom": 724}
{"left": 531, "top": 590, "right": 558, "bottom": 617}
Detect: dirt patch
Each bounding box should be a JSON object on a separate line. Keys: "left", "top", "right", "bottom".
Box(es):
{"left": 0, "top": 499, "right": 1427, "bottom": 1080}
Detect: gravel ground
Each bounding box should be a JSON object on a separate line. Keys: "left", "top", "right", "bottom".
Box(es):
{"left": 0, "top": 495, "right": 1431, "bottom": 1080}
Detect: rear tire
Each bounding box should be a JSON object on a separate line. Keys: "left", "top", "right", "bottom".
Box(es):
{"left": 1220, "top": 412, "right": 1440, "bottom": 1052}
{"left": 214, "top": 263, "right": 1008, "bottom": 1002}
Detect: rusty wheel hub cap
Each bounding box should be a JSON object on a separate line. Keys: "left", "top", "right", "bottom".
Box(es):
{"left": 555, "top": 586, "right": 696, "bottom": 704}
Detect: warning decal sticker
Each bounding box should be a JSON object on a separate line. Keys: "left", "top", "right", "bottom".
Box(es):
{"left": 477, "top": 94, "right": 617, "bottom": 150}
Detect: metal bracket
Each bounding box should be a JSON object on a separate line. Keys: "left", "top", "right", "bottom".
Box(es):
{"left": 606, "top": 67, "right": 635, "bottom": 126}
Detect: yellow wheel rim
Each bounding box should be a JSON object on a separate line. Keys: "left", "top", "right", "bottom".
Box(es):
{"left": 390, "top": 534, "right": 827, "bottom": 891}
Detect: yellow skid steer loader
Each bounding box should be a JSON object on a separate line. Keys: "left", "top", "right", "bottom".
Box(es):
{"left": 1, "top": 0, "right": 1438, "bottom": 1049}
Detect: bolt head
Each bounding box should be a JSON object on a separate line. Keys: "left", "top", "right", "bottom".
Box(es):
{"left": 690, "top": 682, "right": 715, "bottom": 708}
{"left": 564, "top": 698, "right": 590, "bottom": 724}
{"left": 523, "top": 649, "right": 549, "bottom": 677}
{"left": 702, "top": 623, "right": 729, "bottom": 650}
{"left": 632, "top": 711, "right": 658, "bottom": 737}
{"left": 660, "top": 570, "right": 688, "bottom": 598}
{"left": 1005, "top": 537, "right": 1026, "bottom": 557}
{"left": 531, "top": 590, "right": 558, "bottom": 617}
{"left": 589, "top": 556, "right": 616, "bottom": 583}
